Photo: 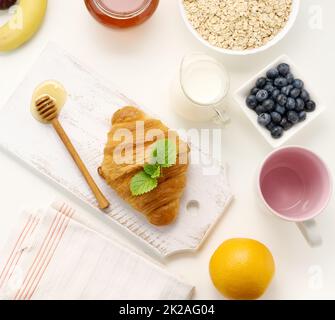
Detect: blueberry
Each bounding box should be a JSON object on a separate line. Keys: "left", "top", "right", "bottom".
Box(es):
{"left": 258, "top": 113, "right": 272, "bottom": 127}
{"left": 250, "top": 87, "right": 260, "bottom": 95}
{"left": 286, "top": 97, "right": 296, "bottom": 110}
{"left": 295, "top": 98, "right": 305, "bottom": 111}
{"left": 246, "top": 95, "right": 258, "bottom": 109}
{"left": 277, "top": 63, "right": 290, "bottom": 76}
{"left": 287, "top": 111, "right": 299, "bottom": 124}
{"left": 299, "top": 111, "right": 307, "bottom": 122}
{"left": 271, "top": 111, "right": 282, "bottom": 124}
{"left": 280, "top": 117, "right": 293, "bottom": 130}
{"left": 262, "top": 99, "right": 275, "bottom": 112}
{"left": 255, "top": 105, "right": 266, "bottom": 115}
{"left": 271, "top": 126, "right": 284, "bottom": 139}
{"left": 276, "top": 94, "right": 288, "bottom": 106}
{"left": 272, "top": 89, "right": 280, "bottom": 99}
{"left": 256, "top": 89, "right": 269, "bottom": 102}
{"left": 256, "top": 77, "right": 267, "bottom": 88}
{"left": 274, "top": 77, "right": 288, "bottom": 88}
{"left": 281, "top": 85, "right": 293, "bottom": 96}
{"left": 290, "top": 88, "right": 301, "bottom": 99}
{"left": 264, "top": 84, "right": 275, "bottom": 94}
{"left": 275, "top": 104, "right": 286, "bottom": 115}
{"left": 300, "top": 89, "right": 310, "bottom": 102}
{"left": 286, "top": 72, "right": 294, "bottom": 84}
{"left": 266, "top": 68, "right": 279, "bottom": 79}
{"left": 305, "top": 100, "right": 316, "bottom": 112}
{"left": 266, "top": 122, "right": 276, "bottom": 131}
{"left": 293, "top": 79, "right": 304, "bottom": 89}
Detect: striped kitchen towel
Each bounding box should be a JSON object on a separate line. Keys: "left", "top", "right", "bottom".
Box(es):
{"left": 0, "top": 202, "right": 193, "bottom": 300}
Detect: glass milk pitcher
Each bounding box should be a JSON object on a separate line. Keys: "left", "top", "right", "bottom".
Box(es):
{"left": 171, "top": 53, "right": 230, "bottom": 123}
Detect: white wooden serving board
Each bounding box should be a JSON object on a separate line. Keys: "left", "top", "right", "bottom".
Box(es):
{"left": 0, "top": 44, "right": 233, "bottom": 258}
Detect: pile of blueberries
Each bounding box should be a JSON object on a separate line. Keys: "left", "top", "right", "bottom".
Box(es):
{"left": 246, "top": 63, "right": 316, "bottom": 139}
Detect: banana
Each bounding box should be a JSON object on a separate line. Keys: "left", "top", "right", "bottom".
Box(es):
{"left": 0, "top": 0, "right": 47, "bottom": 52}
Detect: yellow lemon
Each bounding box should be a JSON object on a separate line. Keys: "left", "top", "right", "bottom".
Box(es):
{"left": 209, "top": 238, "right": 275, "bottom": 300}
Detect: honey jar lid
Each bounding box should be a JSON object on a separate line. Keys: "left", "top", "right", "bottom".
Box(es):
{"left": 96, "top": 0, "right": 151, "bottom": 16}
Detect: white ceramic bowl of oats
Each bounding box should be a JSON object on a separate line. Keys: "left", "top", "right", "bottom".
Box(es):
{"left": 179, "top": 0, "right": 300, "bottom": 56}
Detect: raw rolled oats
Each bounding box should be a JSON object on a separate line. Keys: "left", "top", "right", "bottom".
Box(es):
{"left": 183, "top": 0, "right": 292, "bottom": 50}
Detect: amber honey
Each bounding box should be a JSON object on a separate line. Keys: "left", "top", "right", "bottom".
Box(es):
{"left": 84, "top": 0, "right": 159, "bottom": 28}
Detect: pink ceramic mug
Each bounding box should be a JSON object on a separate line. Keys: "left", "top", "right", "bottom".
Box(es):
{"left": 257, "top": 146, "right": 332, "bottom": 247}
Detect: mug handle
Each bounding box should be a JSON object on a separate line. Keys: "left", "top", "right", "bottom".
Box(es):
{"left": 296, "top": 219, "right": 322, "bottom": 247}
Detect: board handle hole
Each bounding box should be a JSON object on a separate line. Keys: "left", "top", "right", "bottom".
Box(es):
{"left": 186, "top": 200, "right": 200, "bottom": 217}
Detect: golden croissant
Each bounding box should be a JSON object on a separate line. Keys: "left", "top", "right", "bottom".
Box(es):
{"left": 99, "top": 106, "right": 189, "bottom": 226}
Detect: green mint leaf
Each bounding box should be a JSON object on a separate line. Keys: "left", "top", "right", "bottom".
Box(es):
{"left": 130, "top": 171, "right": 158, "bottom": 196}
{"left": 144, "top": 164, "right": 161, "bottom": 179}
{"left": 151, "top": 139, "right": 177, "bottom": 168}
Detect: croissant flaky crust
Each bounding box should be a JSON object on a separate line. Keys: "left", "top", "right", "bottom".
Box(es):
{"left": 99, "top": 106, "right": 190, "bottom": 226}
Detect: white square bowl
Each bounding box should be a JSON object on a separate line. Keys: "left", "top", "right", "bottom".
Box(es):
{"left": 234, "top": 55, "right": 326, "bottom": 148}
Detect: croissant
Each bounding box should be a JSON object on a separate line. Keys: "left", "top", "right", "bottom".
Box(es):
{"left": 99, "top": 106, "right": 189, "bottom": 226}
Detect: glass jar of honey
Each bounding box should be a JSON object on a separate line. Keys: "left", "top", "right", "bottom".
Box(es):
{"left": 84, "top": 0, "right": 159, "bottom": 28}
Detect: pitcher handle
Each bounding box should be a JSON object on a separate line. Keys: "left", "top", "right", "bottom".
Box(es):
{"left": 213, "top": 107, "right": 230, "bottom": 125}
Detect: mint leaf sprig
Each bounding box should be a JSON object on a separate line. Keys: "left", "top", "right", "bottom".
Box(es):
{"left": 130, "top": 139, "right": 177, "bottom": 196}
{"left": 144, "top": 164, "right": 161, "bottom": 179}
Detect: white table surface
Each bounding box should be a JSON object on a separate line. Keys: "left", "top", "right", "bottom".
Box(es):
{"left": 0, "top": 0, "right": 334, "bottom": 300}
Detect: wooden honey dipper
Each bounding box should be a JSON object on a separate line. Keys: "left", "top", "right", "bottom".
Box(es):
{"left": 35, "top": 94, "right": 110, "bottom": 209}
